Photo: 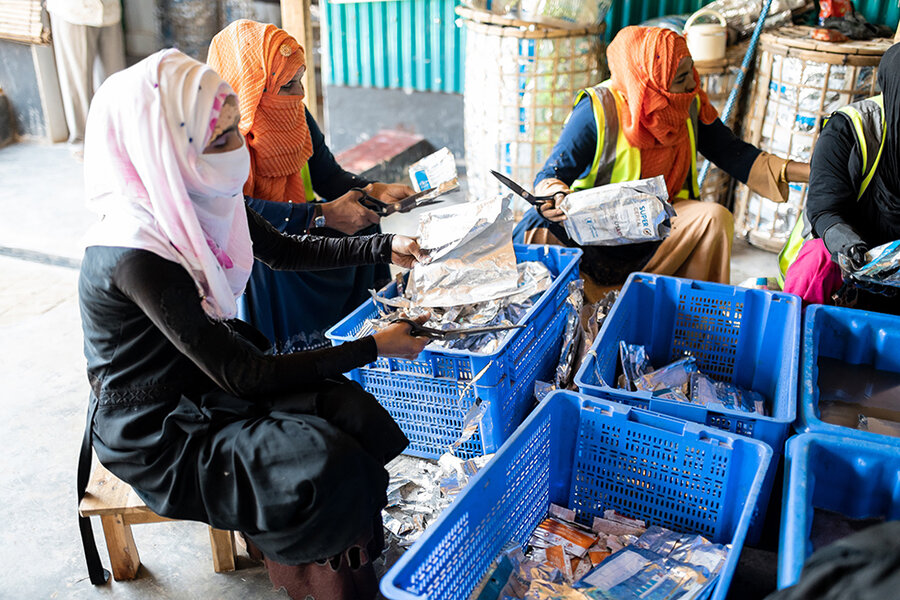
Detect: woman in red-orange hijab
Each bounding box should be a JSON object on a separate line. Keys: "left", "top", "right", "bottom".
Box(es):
{"left": 209, "top": 20, "right": 414, "bottom": 353}
{"left": 515, "top": 26, "right": 809, "bottom": 299}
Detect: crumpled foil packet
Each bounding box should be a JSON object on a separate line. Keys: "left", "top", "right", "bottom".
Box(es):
{"left": 618, "top": 342, "right": 653, "bottom": 392}
{"left": 409, "top": 196, "right": 518, "bottom": 307}
{"left": 559, "top": 176, "right": 676, "bottom": 246}
{"left": 634, "top": 357, "right": 698, "bottom": 396}
{"left": 361, "top": 260, "right": 553, "bottom": 355}
{"left": 555, "top": 280, "right": 585, "bottom": 388}
{"left": 690, "top": 372, "right": 767, "bottom": 415}
{"left": 849, "top": 241, "right": 900, "bottom": 288}
{"left": 383, "top": 451, "right": 494, "bottom": 548}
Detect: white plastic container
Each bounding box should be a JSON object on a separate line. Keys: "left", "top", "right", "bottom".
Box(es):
{"left": 684, "top": 9, "right": 727, "bottom": 63}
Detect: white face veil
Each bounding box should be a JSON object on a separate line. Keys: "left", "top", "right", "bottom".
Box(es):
{"left": 83, "top": 49, "right": 253, "bottom": 320}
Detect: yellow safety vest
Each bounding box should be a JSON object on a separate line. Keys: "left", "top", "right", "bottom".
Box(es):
{"left": 300, "top": 162, "right": 316, "bottom": 202}
{"left": 571, "top": 81, "right": 701, "bottom": 200}
{"left": 776, "top": 94, "right": 885, "bottom": 287}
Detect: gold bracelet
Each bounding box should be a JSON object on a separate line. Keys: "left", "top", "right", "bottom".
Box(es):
{"left": 779, "top": 160, "right": 790, "bottom": 184}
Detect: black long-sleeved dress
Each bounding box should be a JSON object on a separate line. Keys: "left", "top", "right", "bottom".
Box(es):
{"left": 78, "top": 207, "right": 408, "bottom": 565}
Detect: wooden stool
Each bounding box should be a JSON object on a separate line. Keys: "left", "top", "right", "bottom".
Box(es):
{"left": 78, "top": 462, "right": 237, "bottom": 581}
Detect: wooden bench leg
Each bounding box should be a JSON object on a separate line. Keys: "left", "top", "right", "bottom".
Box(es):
{"left": 100, "top": 514, "right": 141, "bottom": 580}
{"left": 209, "top": 528, "right": 236, "bottom": 573}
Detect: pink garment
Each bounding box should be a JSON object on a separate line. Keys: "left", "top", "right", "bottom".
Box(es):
{"left": 784, "top": 238, "right": 844, "bottom": 305}
{"left": 82, "top": 49, "right": 253, "bottom": 320}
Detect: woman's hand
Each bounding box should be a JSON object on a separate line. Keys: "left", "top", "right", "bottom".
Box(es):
{"left": 319, "top": 190, "right": 381, "bottom": 235}
{"left": 390, "top": 235, "right": 429, "bottom": 269}
{"left": 539, "top": 192, "right": 568, "bottom": 223}
{"left": 373, "top": 315, "right": 430, "bottom": 359}
{"left": 366, "top": 182, "right": 415, "bottom": 203}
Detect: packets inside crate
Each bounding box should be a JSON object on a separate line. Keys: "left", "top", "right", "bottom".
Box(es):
{"left": 473, "top": 504, "right": 731, "bottom": 600}
{"left": 617, "top": 342, "right": 770, "bottom": 416}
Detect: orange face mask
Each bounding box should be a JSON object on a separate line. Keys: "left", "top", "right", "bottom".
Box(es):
{"left": 607, "top": 26, "right": 718, "bottom": 199}
{"left": 208, "top": 19, "right": 314, "bottom": 203}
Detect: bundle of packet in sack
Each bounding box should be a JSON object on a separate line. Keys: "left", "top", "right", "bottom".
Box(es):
{"left": 558, "top": 176, "right": 676, "bottom": 246}
{"left": 618, "top": 342, "right": 768, "bottom": 415}
{"left": 471, "top": 504, "right": 730, "bottom": 600}
{"left": 462, "top": 0, "right": 611, "bottom": 28}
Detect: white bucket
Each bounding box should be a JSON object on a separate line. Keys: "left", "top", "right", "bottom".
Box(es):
{"left": 684, "top": 9, "right": 727, "bottom": 63}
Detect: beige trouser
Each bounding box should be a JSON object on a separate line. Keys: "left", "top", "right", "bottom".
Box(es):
{"left": 50, "top": 14, "right": 126, "bottom": 143}
{"left": 643, "top": 198, "right": 734, "bottom": 284}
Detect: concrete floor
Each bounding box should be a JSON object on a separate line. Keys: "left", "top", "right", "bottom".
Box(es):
{"left": 0, "top": 141, "right": 779, "bottom": 599}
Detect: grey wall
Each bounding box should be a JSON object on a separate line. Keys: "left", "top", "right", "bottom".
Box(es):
{"left": 0, "top": 40, "right": 46, "bottom": 138}
{"left": 324, "top": 86, "right": 464, "bottom": 158}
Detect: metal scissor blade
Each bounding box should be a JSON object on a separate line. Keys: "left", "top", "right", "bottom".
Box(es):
{"left": 491, "top": 170, "right": 532, "bottom": 199}
{"left": 392, "top": 317, "right": 525, "bottom": 340}
{"left": 388, "top": 178, "right": 460, "bottom": 214}
{"left": 436, "top": 323, "right": 526, "bottom": 340}
{"left": 490, "top": 170, "right": 554, "bottom": 207}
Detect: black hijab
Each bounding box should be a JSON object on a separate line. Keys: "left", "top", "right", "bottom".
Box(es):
{"left": 875, "top": 43, "right": 900, "bottom": 197}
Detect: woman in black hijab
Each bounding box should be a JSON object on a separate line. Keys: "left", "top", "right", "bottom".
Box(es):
{"left": 784, "top": 44, "right": 900, "bottom": 310}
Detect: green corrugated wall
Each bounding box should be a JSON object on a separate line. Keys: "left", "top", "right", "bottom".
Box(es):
{"left": 322, "top": 0, "right": 900, "bottom": 93}
{"left": 323, "top": 0, "right": 465, "bottom": 93}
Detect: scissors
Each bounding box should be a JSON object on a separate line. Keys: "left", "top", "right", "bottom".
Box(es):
{"left": 353, "top": 186, "right": 447, "bottom": 217}
{"left": 392, "top": 317, "right": 525, "bottom": 340}
{"left": 491, "top": 170, "right": 562, "bottom": 207}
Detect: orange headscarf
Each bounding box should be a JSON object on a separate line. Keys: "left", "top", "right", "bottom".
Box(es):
{"left": 208, "top": 20, "right": 314, "bottom": 203}
{"left": 607, "top": 26, "right": 718, "bottom": 199}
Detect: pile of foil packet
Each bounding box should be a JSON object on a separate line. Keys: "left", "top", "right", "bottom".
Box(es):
{"left": 383, "top": 452, "right": 494, "bottom": 549}
{"left": 536, "top": 284, "right": 618, "bottom": 400}
{"left": 357, "top": 260, "right": 554, "bottom": 355}
{"left": 471, "top": 504, "right": 730, "bottom": 600}
{"left": 618, "top": 342, "right": 768, "bottom": 415}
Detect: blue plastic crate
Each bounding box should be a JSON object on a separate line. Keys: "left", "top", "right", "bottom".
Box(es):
{"left": 326, "top": 244, "right": 582, "bottom": 460}
{"left": 573, "top": 273, "right": 800, "bottom": 542}
{"left": 779, "top": 433, "right": 900, "bottom": 589}
{"left": 574, "top": 273, "right": 800, "bottom": 448}
{"left": 797, "top": 304, "right": 900, "bottom": 447}
{"left": 381, "top": 390, "right": 772, "bottom": 600}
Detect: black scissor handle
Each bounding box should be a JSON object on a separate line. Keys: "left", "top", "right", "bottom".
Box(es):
{"left": 352, "top": 187, "right": 390, "bottom": 216}
{"left": 391, "top": 317, "right": 443, "bottom": 339}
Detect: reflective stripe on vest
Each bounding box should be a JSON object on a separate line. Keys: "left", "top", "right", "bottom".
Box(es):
{"left": 300, "top": 162, "right": 316, "bottom": 202}
{"left": 836, "top": 94, "right": 885, "bottom": 200}
{"left": 571, "top": 81, "right": 701, "bottom": 199}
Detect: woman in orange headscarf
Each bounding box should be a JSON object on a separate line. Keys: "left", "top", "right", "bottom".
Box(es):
{"left": 514, "top": 26, "right": 810, "bottom": 299}
{"left": 208, "top": 20, "right": 414, "bottom": 351}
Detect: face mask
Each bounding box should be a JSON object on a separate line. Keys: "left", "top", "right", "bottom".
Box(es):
{"left": 193, "top": 144, "right": 251, "bottom": 199}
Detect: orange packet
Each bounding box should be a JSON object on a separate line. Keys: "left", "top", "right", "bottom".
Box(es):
{"left": 589, "top": 550, "right": 611, "bottom": 566}
{"left": 532, "top": 517, "right": 597, "bottom": 558}
{"left": 545, "top": 545, "right": 573, "bottom": 580}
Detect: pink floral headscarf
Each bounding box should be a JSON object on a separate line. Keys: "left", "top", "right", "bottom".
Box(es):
{"left": 83, "top": 49, "right": 253, "bottom": 319}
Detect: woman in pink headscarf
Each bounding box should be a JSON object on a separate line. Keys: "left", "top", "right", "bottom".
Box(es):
{"left": 76, "top": 49, "right": 427, "bottom": 599}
